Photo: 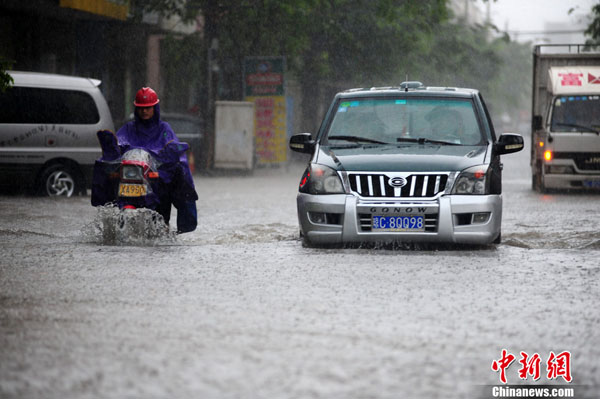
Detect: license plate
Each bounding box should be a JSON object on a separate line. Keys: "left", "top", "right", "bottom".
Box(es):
{"left": 583, "top": 180, "right": 600, "bottom": 188}
{"left": 372, "top": 215, "right": 424, "bottom": 231}
{"left": 118, "top": 183, "right": 147, "bottom": 197}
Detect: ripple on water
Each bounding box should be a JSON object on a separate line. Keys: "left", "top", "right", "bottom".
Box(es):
{"left": 503, "top": 230, "right": 600, "bottom": 250}
{"left": 212, "top": 223, "right": 297, "bottom": 245}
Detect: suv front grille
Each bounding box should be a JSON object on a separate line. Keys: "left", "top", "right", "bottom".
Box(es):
{"left": 348, "top": 173, "right": 448, "bottom": 198}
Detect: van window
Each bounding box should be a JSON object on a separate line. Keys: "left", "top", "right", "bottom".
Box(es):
{"left": 0, "top": 87, "right": 100, "bottom": 124}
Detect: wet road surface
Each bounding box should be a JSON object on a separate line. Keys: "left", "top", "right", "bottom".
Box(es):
{"left": 0, "top": 144, "right": 599, "bottom": 398}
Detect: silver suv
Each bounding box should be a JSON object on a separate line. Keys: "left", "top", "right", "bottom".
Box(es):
{"left": 0, "top": 71, "right": 114, "bottom": 196}
{"left": 289, "top": 82, "right": 524, "bottom": 246}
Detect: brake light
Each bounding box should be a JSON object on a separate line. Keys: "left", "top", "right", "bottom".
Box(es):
{"left": 544, "top": 150, "right": 553, "bottom": 161}
{"left": 147, "top": 171, "right": 159, "bottom": 179}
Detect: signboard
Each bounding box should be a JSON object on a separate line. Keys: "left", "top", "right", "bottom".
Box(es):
{"left": 548, "top": 66, "right": 600, "bottom": 95}
{"left": 244, "top": 57, "right": 287, "bottom": 164}
{"left": 59, "top": 0, "right": 128, "bottom": 21}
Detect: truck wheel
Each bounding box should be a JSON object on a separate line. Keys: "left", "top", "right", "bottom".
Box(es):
{"left": 39, "top": 164, "right": 78, "bottom": 197}
{"left": 532, "top": 163, "right": 546, "bottom": 193}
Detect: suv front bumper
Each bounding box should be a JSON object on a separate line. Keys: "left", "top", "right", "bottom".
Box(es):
{"left": 297, "top": 193, "right": 502, "bottom": 245}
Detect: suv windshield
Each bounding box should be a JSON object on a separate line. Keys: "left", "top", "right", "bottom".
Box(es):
{"left": 550, "top": 95, "right": 600, "bottom": 133}
{"left": 323, "top": 97, "right": 484, "bottom": 146}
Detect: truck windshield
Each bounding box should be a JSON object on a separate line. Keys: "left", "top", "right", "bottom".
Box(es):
{"left": 324, "top": 97, "right": 484, "bottom": 146}
{"left": 551, "top": 95, "right": 600, "bottom": 133}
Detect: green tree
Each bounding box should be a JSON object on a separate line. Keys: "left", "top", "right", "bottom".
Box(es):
{"left": 0, "top": 58, "right": 14, "bottom": 92}
{"left": 194, "top": 0, "right": 448, "bottom": 128}
{"left": 585, "top": 4, "right": 600, "bottom": 45}
{"left": 406, "top": 18, "right": 531, "bottom": 130}
{"left": 292, "top": 0, "right": 448, "bottom": 127}
{"left": 161, "top": 32, "right": 206, "bottom": 112}
{"left": 135, "top": 0, "right": 530, "bottom": 132}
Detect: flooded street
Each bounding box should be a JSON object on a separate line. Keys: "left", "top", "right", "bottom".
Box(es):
{"left": 1, "top": 145, "right": 599, "bottom": 399}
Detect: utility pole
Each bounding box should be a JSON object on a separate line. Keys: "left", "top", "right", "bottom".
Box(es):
{"left": 204, "top": 0, "right": 219, "bottom": 169}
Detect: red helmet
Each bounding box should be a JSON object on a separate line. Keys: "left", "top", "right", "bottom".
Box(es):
{"left": 134, "top": 87, "right": 160, "bottom": 107}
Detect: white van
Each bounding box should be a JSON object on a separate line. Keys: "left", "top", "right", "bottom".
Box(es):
{"left": 0, "top": 71, "right": 114, "bottom": 196}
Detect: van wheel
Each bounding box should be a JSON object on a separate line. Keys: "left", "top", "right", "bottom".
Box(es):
{"left": 39, "top": 164, "right": 77, "bottom": 197}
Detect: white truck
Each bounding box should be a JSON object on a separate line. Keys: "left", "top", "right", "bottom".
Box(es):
{"left": 531, "top": 44, "right": 600, "bottom": 192}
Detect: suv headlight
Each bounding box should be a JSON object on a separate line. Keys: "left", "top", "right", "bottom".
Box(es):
{"left": 451, "top": 165, "right": 489, "bottom": 195}
{"left": 299, "top": 164, "right": 344, "bottom": 194}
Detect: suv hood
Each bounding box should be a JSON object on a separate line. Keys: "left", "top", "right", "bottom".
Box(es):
{"left": 315, "top": 144, "right": 488, "bottom": 173}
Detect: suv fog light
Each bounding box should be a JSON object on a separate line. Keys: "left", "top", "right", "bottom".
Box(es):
{"left": 472, "top": 212, "right": 490, "bottom": 224}
{"left": 308, "top": 212, "right": 342, "bottom": 225}
{"left": 309, "top": 212, "right": 326, "bottom": 224}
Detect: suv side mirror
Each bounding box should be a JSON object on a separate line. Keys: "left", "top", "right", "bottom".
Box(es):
{"left": 289, "top": 133, "right": 315, "bottom": 154}
{"left": 494, "top": 133, "right": 524, "bottom": 155}
{"left": 533, "top": 115, "right": 543, "bottom": 131}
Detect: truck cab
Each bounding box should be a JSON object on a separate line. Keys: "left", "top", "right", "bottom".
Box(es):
{"left": 531, "top": 45, "right": 600, "bottom": 192}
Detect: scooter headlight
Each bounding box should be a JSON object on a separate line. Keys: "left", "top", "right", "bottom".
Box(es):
{"left": 299, "top": 164, "right": 344, "bottom": 194}
{"left": 121, "top": 165, "right": 144, "bottom": 181}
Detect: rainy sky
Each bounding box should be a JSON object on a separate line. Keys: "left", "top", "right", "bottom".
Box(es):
{"left": 487, "top": 0, "right": 596, "bottom": 42}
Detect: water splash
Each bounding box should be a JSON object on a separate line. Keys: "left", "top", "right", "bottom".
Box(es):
{"left": 83, "top": 205, "right": 176, "bottom": 246}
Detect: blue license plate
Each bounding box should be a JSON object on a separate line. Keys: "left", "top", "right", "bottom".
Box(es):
{"left": 372, "top": 215, "right": 424, "bottom": 231}
{"left": 583, "top": 180, "right": 600, "bottom": 188}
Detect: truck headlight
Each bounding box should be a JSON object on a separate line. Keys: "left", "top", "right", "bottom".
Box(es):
{"left": 299, "top": 164, "right": 344, "bottom": 194}
{"left": 451, "top": 165, "right": 489, "bottom": 195}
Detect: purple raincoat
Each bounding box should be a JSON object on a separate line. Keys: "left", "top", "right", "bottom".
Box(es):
{"left": 91, "top": 103, "right": 198, "bottom": 233}
{"left": 117, "top": 104, "right": 189, "bottom": 167}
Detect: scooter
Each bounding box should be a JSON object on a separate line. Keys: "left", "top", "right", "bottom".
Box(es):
{"left": 91, "top": 130, "right": 198, "bottom": 233}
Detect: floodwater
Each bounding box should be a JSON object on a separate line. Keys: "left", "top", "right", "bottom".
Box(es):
{"left": 0, "top": 141, "right": 599, "bottom": 399}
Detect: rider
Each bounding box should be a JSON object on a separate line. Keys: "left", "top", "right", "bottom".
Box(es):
{"left": 93, "top": 87, "right": 198, "bottom": 233}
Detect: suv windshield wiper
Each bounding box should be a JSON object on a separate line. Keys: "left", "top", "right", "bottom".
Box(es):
{"left": 327, "top": 135, "right": 388, "bottom": 145}
{"left": 554, "top": 123, "right": 600, "bottom": 134}
{"left": 396, "top": 137, "right": 460, "bottom": 146}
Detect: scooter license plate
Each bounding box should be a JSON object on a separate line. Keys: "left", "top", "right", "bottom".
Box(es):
{"left": 118, "top": 183, "right": 147, "bottom": 197}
